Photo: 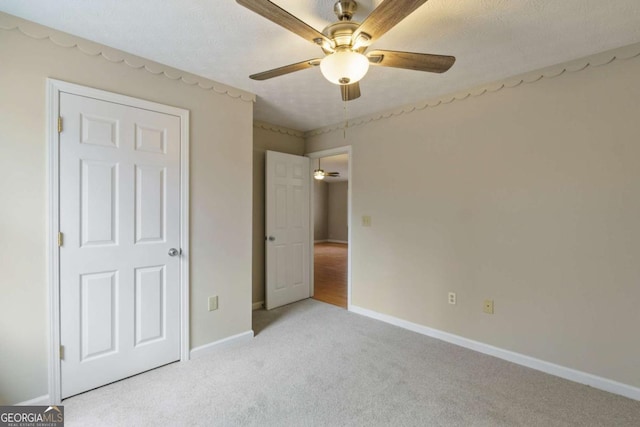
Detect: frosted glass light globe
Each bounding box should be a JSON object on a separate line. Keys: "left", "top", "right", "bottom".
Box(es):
{"left": 320, "top": 51, "right": 370, "bottom": 85}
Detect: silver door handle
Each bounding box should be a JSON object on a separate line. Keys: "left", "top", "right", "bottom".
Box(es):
{"left": 267, "top": 236, "right": 276, "bottom": 242}
{"left": 168, "top": 248, "right": 181, "bottom": 256}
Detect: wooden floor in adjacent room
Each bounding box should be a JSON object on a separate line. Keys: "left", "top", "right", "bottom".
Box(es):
{"left": 313, "top": 242, "right": 348, "bottom": 309}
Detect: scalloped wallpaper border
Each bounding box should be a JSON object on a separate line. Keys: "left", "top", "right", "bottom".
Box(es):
{"left": 0, "top": 12, "right": 256, "bottom": 103}
{"left": 253, "top": 121, "right": 304, "bottom": 138}
{"left": 5, "top": 12, "right": 638, "bottom": 136}
{"left": 304, "top": 42, "right": 640, "bottom": 138}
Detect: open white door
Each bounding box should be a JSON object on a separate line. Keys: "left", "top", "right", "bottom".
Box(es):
{"left": 58, "top": 91, "right": 183, "bottom": 398}
{"left": 265, "top": 151, "right": 310, "bottom": 310}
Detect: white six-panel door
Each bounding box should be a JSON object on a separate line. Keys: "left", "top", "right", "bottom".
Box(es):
{"left": 59, "top": 92, "right": 182, "bottom": 398}
{"left": 265, "top": 151, "right": 310, "bottom": 310}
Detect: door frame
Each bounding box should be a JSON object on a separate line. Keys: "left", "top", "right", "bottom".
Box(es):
{"left": 46, "top": 79, "right": 190, "bottom": 403}
{"left": 306, "top": 146, "right": 352, "bottom": 309}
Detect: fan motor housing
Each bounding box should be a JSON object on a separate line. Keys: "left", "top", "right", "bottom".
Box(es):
{"left": 322, "top": 21, "right": 360, "bottom": 53}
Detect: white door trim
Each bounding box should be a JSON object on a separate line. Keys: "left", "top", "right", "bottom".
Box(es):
{"left": 306, "top": 146, "right": 352, "bottom": 309}
{"left": 47, "top": 79, "right": 190, "bottom": 403}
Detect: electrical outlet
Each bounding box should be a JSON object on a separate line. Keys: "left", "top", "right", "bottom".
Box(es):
{"left": 448, "top": 292, "right": 456, "bottom": 305}
{"left": 362, "top": 215, "right": 372, "bottom": 227}
{"left": 483, "top": 299, "right": 494, "bottom": 314}
{"left": 208, "top": 296, "right": 218, "bottom": 311}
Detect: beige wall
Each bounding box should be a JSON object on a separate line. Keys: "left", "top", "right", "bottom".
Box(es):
{"left": 327, "top": 182, "right": 348, "bottom": 242}
{"left": 252, "top": 126, "right": 305, "bottom": 304}
{"left": 0, "top": 17, "right": 253, "bottom": 404}
{"left": 314, "top": 180, "right": 328, "bottom": 241}
{"left": 306, "top": 53, "right": 640, "bottom": 388}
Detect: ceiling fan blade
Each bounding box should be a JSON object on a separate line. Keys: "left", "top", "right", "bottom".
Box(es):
{"left": 367, "top": 50, "right": 455, "bottom": 73}
{"left": 353, "top": 0, "right": 428, "bottom": 44}
{"left": 250, "top": 59, "right": 321, "bottom": 80}
{"left": 340, "top": 82, "right": 361, "bottom": 101}
{"left": 326, "top": 172, "right": 340, "bottom": 176}
{"left": 237, "top": 0, "right": 332, "bottom": 46}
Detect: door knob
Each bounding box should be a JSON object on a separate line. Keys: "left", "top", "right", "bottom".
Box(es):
{"left": 267, "top": 236, "right": 276, "bottom": 242}
{"left": 168, "top": 248, "right": 181, "bottom": 257}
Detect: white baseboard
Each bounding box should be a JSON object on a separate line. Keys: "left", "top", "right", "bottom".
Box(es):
{"left": 349, "top": 305, "right": 640, "bottom": 401}
{"left": 326, "top": 239, "right": 348, "bottom": 244}
{"left": 16, "top": 395, "right": 51, "bottom": 406}
{"left": 314, "top": 239, "right": 328, "bottom": 243}
{"left": 252, "top": 301, "right": 264, "bottom": 311}
{"left": 190, "top": 330, "right": 254, "bottom": 360}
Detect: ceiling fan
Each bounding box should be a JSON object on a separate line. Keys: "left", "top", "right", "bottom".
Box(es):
{"left": 236, "top": 0, "right": 456, "bottom": 101}
{"left": 314, "top": 158, "right": 340, "bottom": 180}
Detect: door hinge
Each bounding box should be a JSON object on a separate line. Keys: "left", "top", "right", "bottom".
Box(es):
{"left": 58, "top": 116, "right": 63, "bottom": 133}
{"left": 58, "top": 232, "right": 64, "bottom": 247}
{"left": 59, "top": 345, "right": 65, "bottom": 360}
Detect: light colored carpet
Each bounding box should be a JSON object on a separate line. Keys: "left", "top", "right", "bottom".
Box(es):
{"left": 64, "top": 299, "right": 640, "bottom": 426}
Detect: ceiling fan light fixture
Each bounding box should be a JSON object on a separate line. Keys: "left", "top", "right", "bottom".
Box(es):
{"left": 320, "top": 50, "right": 370, "bottom": 85}
{"left": 313, "top": 169, "right": 326, "bottom": 180}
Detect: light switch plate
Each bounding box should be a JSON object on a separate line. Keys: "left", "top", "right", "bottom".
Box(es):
{"left": 208, "top": 295, "right": 218, "bottom": 311}
{"left": 362, "top": 215, "right": 372, "bottom": 227}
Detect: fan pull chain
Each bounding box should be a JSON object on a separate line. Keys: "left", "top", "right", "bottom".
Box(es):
{"left": 343, "top": 98, "right": 348, "bottom": 139}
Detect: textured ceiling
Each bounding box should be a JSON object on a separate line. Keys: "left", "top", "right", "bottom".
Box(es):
{"left": 2, "top": 0, "right": 640, "bottom": 131}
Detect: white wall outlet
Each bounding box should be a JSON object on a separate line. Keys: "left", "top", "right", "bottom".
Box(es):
{"left": 362, "top": 215, "right": 372, "bottom": 227}
{"left": 448, "top": 292, "right": 456, "bottom": 305}
{"left": 483, "top": 299, "right": 494, "bottom": 314}
{"left": 208, "top": 295, "right": 218, "bottom": 311}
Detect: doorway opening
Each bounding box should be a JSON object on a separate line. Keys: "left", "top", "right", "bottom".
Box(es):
{"left": 308, "top": 148, "right": 351, "bottom": 309}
